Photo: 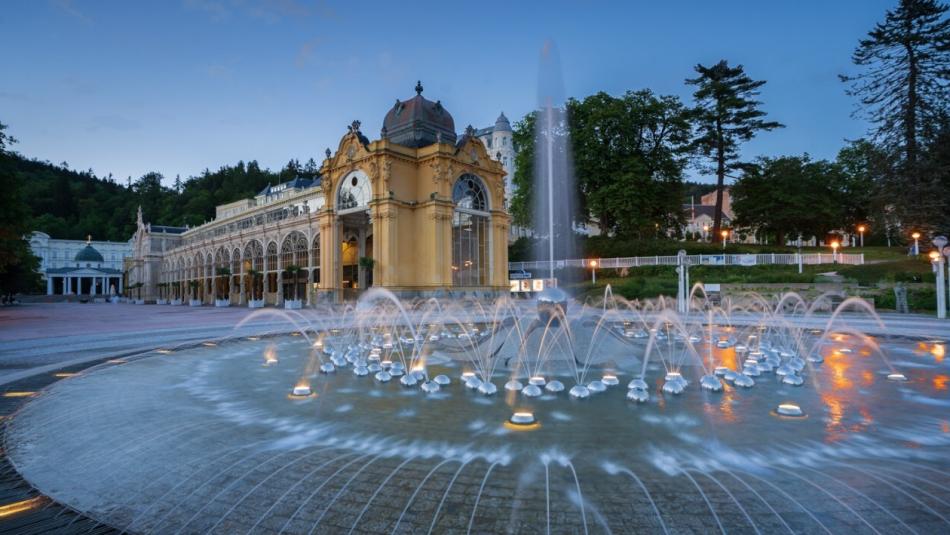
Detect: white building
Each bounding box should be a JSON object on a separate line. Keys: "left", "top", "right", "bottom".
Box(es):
{"left": 28, "top": 231, "right": 131, "bottom": 296}
{"left": 476, "top": 112, "right": 515, "bottom": 208}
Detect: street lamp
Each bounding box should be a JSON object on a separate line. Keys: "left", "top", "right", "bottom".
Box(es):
{"left": 857, "top": 224, "right": 866, "bottom": 248}
{"left": 589, "top": 259, "right": 598, "bottom": 285}
{"left": 702, "top": 224, "right": 709, "bottom": 242}
{"left": 934, "top": 236, "right": 948, "bottom": 319}
{"left": 830, "top": 240, "right": 840, "bottom": 263}
{"left": 912, "top": 232, "right": 921, "bottom": 256}
{"left": 720, "top": 229, "right": 729, "bottom": 251}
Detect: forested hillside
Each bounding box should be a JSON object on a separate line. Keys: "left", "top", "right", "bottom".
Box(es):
{"left": 4, "top": 153, "right": 319, "bottom": 242}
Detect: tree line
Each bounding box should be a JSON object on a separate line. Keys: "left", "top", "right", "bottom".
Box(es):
{"left": 511, "top": 0, "right": 950, "bottom": 247}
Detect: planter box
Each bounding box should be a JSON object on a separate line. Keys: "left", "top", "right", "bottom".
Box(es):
{"left": 284, "top": 299, "right": 303, "bottom": 310}
{"left": 214, "top": 299, "right": 230, "bottom": 308}
{"left": 170, "top": 298, "right": 183, "bottom": 306}
{"left": 248, "top": 299, "right": 265, "bottom": 309}
{"left": 189, "top": 299, "right": 203, "bottom": 307}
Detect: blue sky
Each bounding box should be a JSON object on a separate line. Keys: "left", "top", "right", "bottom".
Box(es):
{"left": 2, "top": 0, "right": 893, "bottom": 184}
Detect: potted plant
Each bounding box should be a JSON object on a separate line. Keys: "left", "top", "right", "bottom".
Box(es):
{"left": 132, "top": 282, "right": 145, "bottom": 304}
{"left": 214, "top": 267, "right": 231, "bottom": 307}
{"left": 156, "top": 282, "right": 168, "bottom": 305}
{"left": 246, "top": 268, "right": 264, "bottom": 308}
{"left": 188, "top": 280, "right": 202, "bottom": 306}
{"left": 170, "top": 281, "right": 183, "bottom": 305}
{"left": 284, "top": 264, "right": 303, "bottom": 309}
{"left": 359, "top": 256, "right": 375, "bottom": 288}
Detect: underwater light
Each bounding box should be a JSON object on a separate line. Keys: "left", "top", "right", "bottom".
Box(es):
{"left": 886, "top": 373, "right": 908, "bottom": 381}
{"left": 528, "top": 376, "right": 546, "bottom": 386}
{"left": 601, "top": 374, "right": 619, "bottom": 386}
{"left": 509, "top": 411, "right": 536, "bottom": 425}
{"left": 776, "top": 403, "right": 805, "bottom": 417}
{"left": 290, "top": 384, "right": 312, "bottom": 397}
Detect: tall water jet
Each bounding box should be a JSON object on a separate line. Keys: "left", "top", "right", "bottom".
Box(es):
{"left": 534, "top": 40, "right": 579, "bottom": 280}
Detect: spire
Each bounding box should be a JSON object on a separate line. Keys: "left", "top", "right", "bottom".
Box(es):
{"left": 86, "top": 234, "right": 92, "bottom": 245}
{"left": 415, "top": 80, "right": 423, "bottom": 95}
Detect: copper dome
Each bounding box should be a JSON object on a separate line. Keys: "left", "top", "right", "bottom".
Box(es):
{"left": 382, "top": 81, "right": 457, "bottom": 148}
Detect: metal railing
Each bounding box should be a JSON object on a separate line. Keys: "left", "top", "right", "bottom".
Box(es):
{"left": 509, "top": 252, "right": 864, "bottom": 271}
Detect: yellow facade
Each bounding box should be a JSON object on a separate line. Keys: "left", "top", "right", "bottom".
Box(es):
{"left": 316, "top": 124, "right": 510, "bottom": 299}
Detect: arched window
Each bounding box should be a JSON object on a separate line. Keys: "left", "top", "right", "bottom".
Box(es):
{"left": 451, "top": 174, "right": 490, "bottom": 287}
{"left": 337, "top": 171, "right": 371, "bottom": 211}
{"left": 452, "top": 174, "right": 488, "bottom": 212}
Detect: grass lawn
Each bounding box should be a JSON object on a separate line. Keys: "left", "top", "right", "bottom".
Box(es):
{"left": 567, "top": 257, "right": 939, "bottom": 311}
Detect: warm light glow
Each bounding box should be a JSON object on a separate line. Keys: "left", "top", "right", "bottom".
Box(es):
{"left": 720, "top": 230, "right": 729, "bottom": 238}
{"left": 156, "top": 349, "right": 172, "bottom": 354}
{"left": 830, "top": 241, "right": 839, "bottom": 250}
{"left": 53, "top": 372, "right": 77, "bottom": 378}
{"left": 857, "top": 225, "right": 866, "bottom": 233}
{"left": 2, "top": 392, "right": 35, "bottom": 398}
{"left": 202, "top": 342, "right": 217, "bottom": 347}
{"left": 912, "top": 232, "right": 921, "bottom": 239}
{"left": 930, "top": 250, "right": 940, "bottom": 261}
{"left": 0, "top": 497, "right": 46, "bottom": 518}
{"left": 933, "top": 344, "right": 945, "bottom": 362}
{"left": 589, "top": 259, "right": 598, "bottom": 268}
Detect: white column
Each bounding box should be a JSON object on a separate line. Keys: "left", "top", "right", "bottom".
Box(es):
{"left": 46, "top": 277, "right": 53, "bottom": 295}
{"left": 118, "top": 278, "right": 123, "bottom": 294}
{"left": 66, "top": 277, "right": 71, "bottom": 294}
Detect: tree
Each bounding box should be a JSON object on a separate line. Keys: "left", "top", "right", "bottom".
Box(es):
{"left": 510, "top": 90, "right": 692, "bottom": 239}
{"left": 731, "top": 155, "right": 844, "bottom": 245}
{"left": 841, "top": 0, "right": 950, "bottom": 230}
{"left": 0, "top": 122, "right": 42, "bottom": 299}
{"left": 570, "top": 90, "right": 692, "bottom": 237}
{"left": 686, "top": 60, "right": 783, "bottom": 241}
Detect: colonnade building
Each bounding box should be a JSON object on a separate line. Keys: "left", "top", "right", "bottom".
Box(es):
{"left": 129, "top": 83, "right": 510, "bottom": 305}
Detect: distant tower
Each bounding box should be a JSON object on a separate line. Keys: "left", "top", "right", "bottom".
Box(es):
{"left": 476, "top": 112, "right": 515, "bottom": 208}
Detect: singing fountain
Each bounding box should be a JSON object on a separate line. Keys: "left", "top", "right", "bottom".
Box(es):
{"left": 4, "top": 41, "right": 950, "bottom": 534}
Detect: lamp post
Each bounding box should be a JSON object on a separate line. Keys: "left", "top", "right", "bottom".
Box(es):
{"left": 720, "top": 229, "right": 729, "bottom": 251}
{"left": 703, "top": 224, "right": 709, "bottom": 242}
{"left": 912, "top": 231, "right": 921, "bottom": 256}
{"left": 831, "top": 240, "right": 840, "bottom": 263}
{"left": 857, "top": 224, "right": 866, "bottom": 248}
{"left": 589, "top": 259, "right": 598, "bottom": 285}
{"left": 933, "top": 236, "right": 948, "bottom": 319}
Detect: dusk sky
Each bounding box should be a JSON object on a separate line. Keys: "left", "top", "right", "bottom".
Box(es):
{"left": 3, "top": 0, "right": 894, "bottom": 185}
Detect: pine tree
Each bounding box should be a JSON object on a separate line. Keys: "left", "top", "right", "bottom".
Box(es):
{"left": 173, "top": 174, "right": 183, "bottom": 194}
{"left": 841, "top": 0, "right": 950, "bottom": 230}
{"left": 686, "top": 60, "right": 783, "bottom": 242}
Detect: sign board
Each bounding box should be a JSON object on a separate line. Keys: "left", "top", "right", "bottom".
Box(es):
{"left": 508, "top": 278, "right": 554, "bottom": 293}
{"left": 738, "top": 254, "right": 757, "bottom": 266}
{"left": 704, "top": 283, "right": 721, "bottom": 293}
{"left": 701, "top": 255, "right": 726, "bottom": 266}
{"left": 508, "top": 270, "right": 532, "bottom": 280}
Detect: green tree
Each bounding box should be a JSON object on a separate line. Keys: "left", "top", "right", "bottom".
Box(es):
{"left": 841, "top": 0, "right": 950, "bottom": 230}
{"left": 0, "top": 122, "right": 42, "bottom": 299}
{"left": 731, "top": 155, "right": 844, "bottom": 245}
{"left": 686, "top": 60, "right": 783, "bottom": 242}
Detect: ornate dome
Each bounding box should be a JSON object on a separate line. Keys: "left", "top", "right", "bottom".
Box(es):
{"left": 75, "top": 244, "right": 104, "bottom": 263}
{"left": 493, "top": 112, "right": 512, "bottom": 132}
{"left": 382, "top": 81, "right": 457, "bottom": 148}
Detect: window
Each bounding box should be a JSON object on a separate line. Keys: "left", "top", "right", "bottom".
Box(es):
{"left": 451, "top": 174, "right": 490, "bottom": 286}
{"left": 337, "top": 171, "right": 371, "bottom": 211}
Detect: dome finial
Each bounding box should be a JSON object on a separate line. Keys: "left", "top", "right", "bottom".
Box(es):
{"left": 415, "top": 80, "right": 423, "bottom": 94}
{"left": 86, "top": 234, "right": 92, "bottom": 245}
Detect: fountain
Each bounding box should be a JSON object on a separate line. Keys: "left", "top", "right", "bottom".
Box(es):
{"left": 2, "top": 41, "right": 947, "bottom": 535}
